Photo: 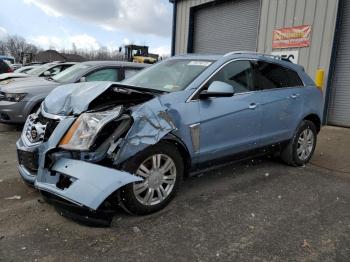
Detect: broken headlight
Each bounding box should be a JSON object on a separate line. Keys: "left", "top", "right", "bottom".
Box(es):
{"left": 59, "top": 106, "right": 122, "bottom": 151}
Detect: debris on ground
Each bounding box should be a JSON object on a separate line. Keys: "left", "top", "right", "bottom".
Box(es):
{"left": 5, "top": 195, "right": 21, "bottom": 200}
{"left": 0, "top": 179, "right": 3, "bottom": 182}
{"left": 265, "top": 173, "right": 270, "bottom": 177}
{"left": 278, "top": 195, "right": 282, "bottom": 200}
{"left": 251, "top": 213, "right": 255, "bottom": 218}
{"left": 301, "top": 239, "right": 311, "bottom": 249}
{"left": 132, "top": 226, "right": 141, "bottom": 233}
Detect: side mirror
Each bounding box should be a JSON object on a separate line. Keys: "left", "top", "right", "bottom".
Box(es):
{"left": 79, "top": 77, "right": 86, "bottom": 82}
{"left": 43, "top": 71, "right": 51, "bottom": 76}
{"left": 199, "top": 81, "right": 234, "bottom": 99}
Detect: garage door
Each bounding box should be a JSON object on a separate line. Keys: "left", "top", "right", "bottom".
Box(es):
{"left": 192, "top": 0, "right": 260, "bottom": 54}
{"left": 328, "top": 1, "right": 350, "bottom": 127}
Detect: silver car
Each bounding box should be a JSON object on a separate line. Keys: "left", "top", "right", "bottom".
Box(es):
{"left": 0, "top": 61, "right": 147, "bottom": 124}
{"left": 0, "top": 62, "right": 76, "bottom": 83}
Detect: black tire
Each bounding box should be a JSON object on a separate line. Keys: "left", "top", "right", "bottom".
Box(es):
{"left": 281, "top": 120, "right": 317, "bottom": 166}
{"left": 120, "top": 141, "right": 184, "bottom": 215}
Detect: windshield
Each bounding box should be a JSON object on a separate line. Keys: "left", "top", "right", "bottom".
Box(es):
{"left": 52, "top": 64, "right": 91, "bottom": 83}
{"left": 122, "top": 59, "right": 213, "bottom": 92}
{"left": 26, "top": 63, "right": 55, "bottom": 76}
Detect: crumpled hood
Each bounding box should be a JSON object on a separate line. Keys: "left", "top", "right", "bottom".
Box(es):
{"left": 43, "top": 81, "right": 120, "bottom": 115}
{"left": 0, "top": 76, "right": 58, "bottom": 93}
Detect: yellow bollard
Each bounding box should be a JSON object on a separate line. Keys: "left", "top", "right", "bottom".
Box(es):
{"left": 315, "top": 69, "right": 325, "bottom": 90}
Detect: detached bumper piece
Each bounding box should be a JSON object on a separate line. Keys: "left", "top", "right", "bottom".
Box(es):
{"left": 35, "top": 158, "right": 142, "bottom": 210}
{"left": 41, "top": 191, "right": 115, "bottom": 227}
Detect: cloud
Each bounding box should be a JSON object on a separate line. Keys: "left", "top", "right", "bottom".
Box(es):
{"left": 23, "top": 0, "right": 172, "bottom": 37}
{"left": 0, "top": 26, "right": 7, "bottom": 39}
{"left": 29, "top": 34, "right": 100, "bottom": 50}
{"left": 149, "top": 45, "right": 170, "bottom": 57}
{"left": 24, "top": 0, "right": 62, "bottom": 17}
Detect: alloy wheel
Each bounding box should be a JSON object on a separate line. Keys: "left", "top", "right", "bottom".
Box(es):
{"left": 297, "top": 128, "right": 315, "bottom": 161}
{"left": 133, "top": 154, "right": 177, "bottom": 206}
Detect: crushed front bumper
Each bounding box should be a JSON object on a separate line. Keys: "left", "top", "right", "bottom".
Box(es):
{"left": 16, "top": 113, "right": 142, "bottom": 211}
{"left": 35, "top": 158, "right": 142, "bottom": 210}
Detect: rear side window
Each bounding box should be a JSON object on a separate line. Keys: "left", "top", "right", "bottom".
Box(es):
{"left": 207, "top": 60, "right": 255, "bottom": 94}
{"left": 253, "top": 61, "right": 303, "bottom": 90}
{"left": 85, "top": 68, "right": 120, "bottom": 82}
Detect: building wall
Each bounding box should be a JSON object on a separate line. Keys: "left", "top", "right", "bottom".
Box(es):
{"left": 174, "top": 0, "right": 339, "bottom": 86}
{"left": 175, "top": 0, "right": 214, "bottom": 55}
{"left": 258, "top": 0, "right": 339, "bottom": 85}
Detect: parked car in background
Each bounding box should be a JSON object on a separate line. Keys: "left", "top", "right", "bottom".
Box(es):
{"left": 16, "top": 52, "right": 323, "bottom": 225}
{"left": 0, "top": 59, "right": 13, "bottom": 74}
{"left": 0, "top": 62, "right": 76, "bottom": 83}
{"left": 0, "top": 55, "right": 15, "bottom": 66}
{"left": 14, "top": 65, "right": 39, "bottom": 74}
{"left": 0, "top": 61, "right": 147, "bottom": 124}
{"left": 11, "top": 64, "right": 22, "bottom": 71}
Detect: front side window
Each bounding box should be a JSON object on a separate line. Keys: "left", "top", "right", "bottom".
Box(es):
{"left": 206, "top": 60, "right": 255, "bottom": 94}
{"left": 47, "top": 65, "right": 63, "bottom": 76}
{"left": 253, "top": 61, "right": 303, "bottom": 90}
{"left": 85, "top": 68, "right": 120, "bottom": 82}
{"left": 122, "top": 59, "right": 213, "bottom": 92}
{"left": 52, "top": 64, "right": 91, "bottom": 83}
{"left": 26, "top": 63, "right": 56, "bottom": 76}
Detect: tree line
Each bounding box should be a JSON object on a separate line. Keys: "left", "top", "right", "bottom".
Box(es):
{"left": 0, "top": 34, "right": 132, "bottom": 63}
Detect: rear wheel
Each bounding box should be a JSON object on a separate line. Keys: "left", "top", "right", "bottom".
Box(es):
{"left": 281, "top": 120, "right": 317, "bottom": 166}
{"left": 120, "top": 142, "right": 183, "bottom": 215}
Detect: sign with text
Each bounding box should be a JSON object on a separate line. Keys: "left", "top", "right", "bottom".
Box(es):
{"left": 272, "top": 25, "right": 311, "bottom": 49}
{"left": 271, "top": 50, "right": 299, "bottom": 64}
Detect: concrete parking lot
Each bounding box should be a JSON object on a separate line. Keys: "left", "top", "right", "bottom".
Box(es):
{"left": 0, "top": 124, "right": 349, "bottom": 261}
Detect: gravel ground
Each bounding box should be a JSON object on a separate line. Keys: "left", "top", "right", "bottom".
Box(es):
{"left": 0, "top": 124, "right": 349, "bottom": 262}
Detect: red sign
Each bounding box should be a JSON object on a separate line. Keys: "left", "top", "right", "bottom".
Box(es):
{"left": 272, "top": 25, "right": 311, "bottom": 49}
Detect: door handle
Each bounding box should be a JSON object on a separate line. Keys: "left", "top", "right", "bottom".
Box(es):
{"left": 290, "top": 94, "right": 300, "bottom": 99}
{"left": 248, "top": 103, "right": 257, "bottom": 110}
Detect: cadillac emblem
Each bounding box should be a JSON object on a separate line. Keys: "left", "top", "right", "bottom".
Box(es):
{"left": 30, "top": 127, "right": 38, "bottom": 140}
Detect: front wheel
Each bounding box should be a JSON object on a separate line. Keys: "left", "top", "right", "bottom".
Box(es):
{"left": 120, "top": 142, "right": 184, "bottom": 215}
{"left": 281, "top": 120, "right": 317, "bottom": 166}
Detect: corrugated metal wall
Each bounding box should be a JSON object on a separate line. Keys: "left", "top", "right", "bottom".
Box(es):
{"left": 192, "top": 0, "right": 260, "bottom": 53}
{"left": 327, "top": 0, "right": 350, "bottom": 127}
{"left": 257, "top": 0, "right": 339, "bottom": 84}
{"left": 175, "top": 0, "right": 214, "bottom": 55}
{"left": 175, "top": 0, "right": 338, "bottom": 84}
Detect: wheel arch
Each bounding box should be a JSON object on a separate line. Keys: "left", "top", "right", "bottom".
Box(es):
{"left": 303, "top": 114, "right": 321, "bottom": 133}
{"left": 161, "top": 133, "right": 191, "bottom": 178}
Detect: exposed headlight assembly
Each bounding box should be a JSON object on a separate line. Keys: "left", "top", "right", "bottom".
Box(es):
{"left": 59, "top": 106, "right": 122, "bottom": 151}
{"left": 1, "top": 93, "right": 27, "bottom": 102}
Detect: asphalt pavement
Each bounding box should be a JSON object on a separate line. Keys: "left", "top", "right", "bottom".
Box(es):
{"left": 0, "top": 124, "right": 349, "bottom": 261}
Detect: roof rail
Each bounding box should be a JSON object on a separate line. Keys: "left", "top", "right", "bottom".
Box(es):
{"left": 224, "top": 51, "right": 292, "bottom": 63}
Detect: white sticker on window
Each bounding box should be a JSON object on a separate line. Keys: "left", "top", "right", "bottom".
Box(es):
{"left": 188, "top": 61, "right": 212, "bottom": 67}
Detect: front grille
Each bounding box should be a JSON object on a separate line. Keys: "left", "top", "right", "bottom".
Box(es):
{"left": 37, "top": 112, "right": 60, "bottom": 141}
{"left": 24, "top": 111, "right": 60, "bottom": 144}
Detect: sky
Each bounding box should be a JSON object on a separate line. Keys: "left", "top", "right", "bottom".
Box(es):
{"left": 0, "top": 0, "right": 173, "bottom": 56}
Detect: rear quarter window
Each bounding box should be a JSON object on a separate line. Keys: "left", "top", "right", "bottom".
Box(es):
{"left": 254, "top": 61, "right": 303, "bottom": 90}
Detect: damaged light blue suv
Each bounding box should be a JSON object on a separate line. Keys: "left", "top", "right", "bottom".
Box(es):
{"left": 17, "top": 52, "right": 323, "bottom": 223}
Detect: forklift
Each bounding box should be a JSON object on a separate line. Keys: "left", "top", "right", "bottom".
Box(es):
{"left": 124, "top": 45, "right": 158, "bottom": 64}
